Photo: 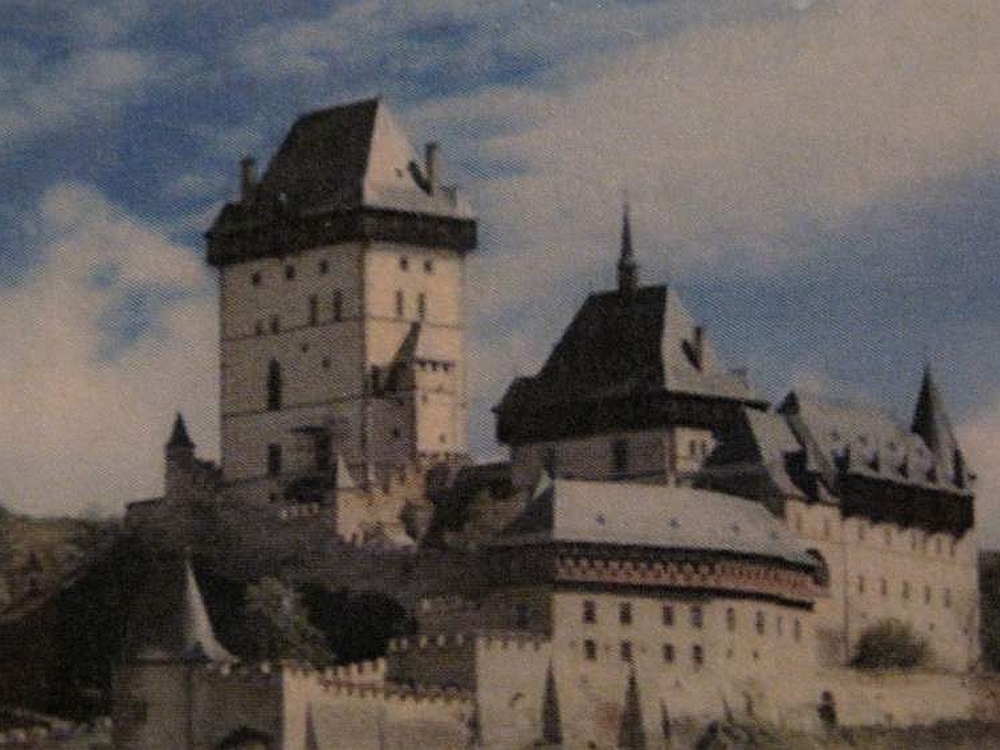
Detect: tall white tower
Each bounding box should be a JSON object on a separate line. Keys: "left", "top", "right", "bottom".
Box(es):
{"left": 206, "top": 99, "right": 476, "bottom": 506}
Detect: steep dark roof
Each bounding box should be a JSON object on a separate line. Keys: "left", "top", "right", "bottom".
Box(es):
{"left": 122, "top": 553, "right": 235, "bottom": 663}
{"left": 167, "top": 413, "right": 194, "bottom": 449}
{"left": 497, "top": 285, "right": 760, "bottom": 417}
{"left": 255, "top": 98, "right": 379, "bottom": 214}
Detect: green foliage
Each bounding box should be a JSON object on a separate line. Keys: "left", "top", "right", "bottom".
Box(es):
{"left": 851, "top": 618, "right": 931, "bottom": 669}
{"left": 300, "top": 584, "right": 414, "bottom": 664}
{"left": 243, "top": 577, "right": 333, "bottom": 666}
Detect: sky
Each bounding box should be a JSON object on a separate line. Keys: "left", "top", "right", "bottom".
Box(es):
{"left": 1, "top": 0, "right": 999, "bottom": 543}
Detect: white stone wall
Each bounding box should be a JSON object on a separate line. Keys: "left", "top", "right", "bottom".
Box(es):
{"left": 217, "top": 236, "right": 469, "bottom": 508}
{"left": 784, "top": 496, "right": 979, "bottom": 672}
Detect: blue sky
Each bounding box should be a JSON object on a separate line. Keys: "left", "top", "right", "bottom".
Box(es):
{"left": 1, "top": 0, "right": 1000, "bottom": 542}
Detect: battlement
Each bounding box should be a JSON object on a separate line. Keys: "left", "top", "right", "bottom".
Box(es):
{"left": 389, "top": 629, "right": 549, "bottom": 654}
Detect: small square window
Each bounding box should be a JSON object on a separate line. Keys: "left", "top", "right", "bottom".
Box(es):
{"left": 251, "top": 271, "right": 262, "bottom": 286}
{"left": 620, "top": 641, "right": 632, "bottom": 662}
{"left": 584, "top": 640, "right": 597, "bottom": 660}
{"left": 662, "top": 643, "right": 674, "bottom": 663}
{"left": 619, "top": 602, "right": 632, "bottom": 625}
{"left": 322, "top": 357, "right": 331, "bottom": 370}
{"left": 692, "top": 644, "right": 704, "bottom": 668}
{"left": 662, "top": 605, "right": 674, "bottom": 627}
{"left": 319, "top": 259, "right": 329, "bottom": 274}
{"left": 285, "top": 264, "right": 295, "bottom": 280}
{"left": 270, "top": 315, "right": 280, "bottom": 334}
{"left": 582, "top": 600, "right": 596, "bottom": 624}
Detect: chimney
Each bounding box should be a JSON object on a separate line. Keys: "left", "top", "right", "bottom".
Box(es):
{"left": 240, "top": 156, "right": 258, "bottom": 203}
{"left": 424, "top": 142, "right": 440, "bottom": 196}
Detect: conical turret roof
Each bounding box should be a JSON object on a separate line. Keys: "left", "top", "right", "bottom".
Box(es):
{"left": 167, "top": 413, "right": 194, "bottom": 449}
{"left": 911, "top": 365, "right": 964, "bottom": 484}
{"left": 123, "top": 552, "right": 235, "bottom": 663}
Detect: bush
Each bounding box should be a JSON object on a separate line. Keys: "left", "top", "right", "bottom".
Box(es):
{"left": 852, "top": 618, "right": 931, "bottom": 669}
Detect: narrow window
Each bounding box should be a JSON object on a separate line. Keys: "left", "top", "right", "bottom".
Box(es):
{"left": 254, "top": 320, "right": 264, "bottom": 337}
{"left": 794, "top": 619, "right": 802, "bottom": 642}
{"left": 777, "top": 615, "right": 784, "bottom": 637}
{"left": 690, "top": 605, "right": 703, "bottom": 630}
{"left": 515, "top": 603, "right": 529, "bottom": 629}
{"left": 689, "top": 439, "right": 698, "bottom": 457}
{"left": 424, "top": 259, "right": 434, "bottom": 273}
{"left": 619, "top": 602, "right": 632, "bottom": 625}
{"left": 267, "top": 359, "right": 282, "bottom": 411}
{"left": 267, "top": 444, "right": 282, "bottom": 476}
{"left": 884, "top": 528, "right": 892, "bottom": 546}
{"left": 319, "top": 259, "right": 329, "bottom": 275}
{"left": 584, "top": 640, "right": 597, "bottom": 660}
{"left": 726, "top": 607, "right": 736, "bottom": 632}
{"left": 582, "top": 600, "right": 596, "bottom": 624}
{"left": 755, "top": 611, "right": 765, "bottom": 635}
{"left": 858, "top": 522, "right": 866, "bottom": 542}
{"left": 308, "top": 295, "right": 318, "bottom": 325}
{"left": 924, "top": 585, "right": 931, "bottom": 604}
{"left": 333, "top": 290, "right": 343, "bottom": 321}
{"left": 944, "top": 588, "right": 952, "bottom": 609}
{"left": 620, "top": 641, "right": 633, "bottom": 662}
{"left": 823, "top": 518, "right": 831, "bottom": 540}
{"left": 662, "top": 605, "right": 674, "bottom": 627}
{"left": 612, "top": 439, "right": 628, "bottom": 476}
{"left": 662, "top": 643, "right": 674, "bottom": 663}
{"left": 858, "top": 575, "right": 865, "bottom": 595}
{"left": 935, "top": 538, "right": 943, "bottom": 555}
{"left": 285, "top": 264, "right": 295, "bottom": 280}
{"left": 251, "top": 271, "right": 262, "bottom": 286}
{"left": 399, "top": 256, "right": 409, "bottom": 271}
{"left": 795, "top": 514, "right": 803, "bottom": 533}
{"left": 902, "top": 581, "right": 910, "bottom": 601}
{"left": 417, "top": 292, "right": 427, "bottom": 319}
{"left": 692, "top": 644, "right": 704, "bottom": 668}
{"left": 395, "top": 290, "right": 405, "bottom": 318}
{"left": 880, "top": 578, "right": 888, "bottom": 597}
{"left": 270, "top": 315, "right": 280, "bottom": 334}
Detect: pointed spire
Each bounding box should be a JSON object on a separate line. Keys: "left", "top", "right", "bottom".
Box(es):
{"left": 541, "top": 661, "right": 562, "bottom": 745}
{"left": 167, "top": 412, "right": 194, "bottom": 449}
{"left": 618, "top": 669, "right": 647, "bottom": 750}
{"left": 911, "top": 365, "right": 964, "bottom": 485}
{"left": 124, "top": 552, "right": 236, "bottom": 663}
{"left": 617, "top": 198, "right": 639, "bottom": 296}
{"left": 304, "top": 705, "right": 321, "bottom": 750}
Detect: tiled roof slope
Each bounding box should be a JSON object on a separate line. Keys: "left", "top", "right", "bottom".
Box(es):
{"left": 494, "top": 477, "right": 816, "bottom": 567}
{"left": 780, "top": 390, "right": 971, "bottom": 494}
{"left": 497, "top": 285, "right": 761, "bottom": 415}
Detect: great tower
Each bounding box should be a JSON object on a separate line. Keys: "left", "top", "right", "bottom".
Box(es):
{"left": 206, "top": 99, "right": 476, "bottom": 506}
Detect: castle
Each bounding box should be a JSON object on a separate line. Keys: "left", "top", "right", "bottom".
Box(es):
{"left": 116, "top": 99, "right": 988, "bottom": 749}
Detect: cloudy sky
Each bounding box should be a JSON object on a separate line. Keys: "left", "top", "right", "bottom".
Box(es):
{"left": 2, "top": 0, "right": 999, "bottom": 542}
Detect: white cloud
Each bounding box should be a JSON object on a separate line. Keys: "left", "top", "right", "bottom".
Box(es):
{"left": 0, "top": 184, "right": 218, "bottom": 517}
{"left": 959, "top": 401, "right": 1000, "bottom": 550}
{"left": 0, "top": 48, "right": 161, "bottom": 150}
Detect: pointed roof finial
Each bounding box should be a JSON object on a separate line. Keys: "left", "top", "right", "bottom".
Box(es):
{"left": 617, "top": 195, "right": 639, "bottom": 296}
{"left": 911, "top": 363, "right": 965, "bottom": 486}
{"left": 618, "top": 668, "right": 647, "bottom": 750}
{"left": 541, "top": 660, "right": 562, "bottom": 745}
{"left": 167, "top": 412, "right": 194, "bottom": 449}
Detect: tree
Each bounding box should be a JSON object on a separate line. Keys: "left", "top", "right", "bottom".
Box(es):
{"left": 851, "top": 618, "right": 931, "bottom": 669}
{"left": 243, "top": 577, "right": 333, "bottom": 666}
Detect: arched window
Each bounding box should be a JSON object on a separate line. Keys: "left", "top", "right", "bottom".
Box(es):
{"left": 267, "top": 360, "right": 282, "bottom": 411}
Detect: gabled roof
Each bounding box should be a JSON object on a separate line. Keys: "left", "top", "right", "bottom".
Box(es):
{"left": 123, "top": 554, "right": 235, "bottom": 663}
{"left": 497, "top": 285, "right": 761, "bottom": 417}
{"left": 493, "top": 477, "right": 815, "bottom": 567}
